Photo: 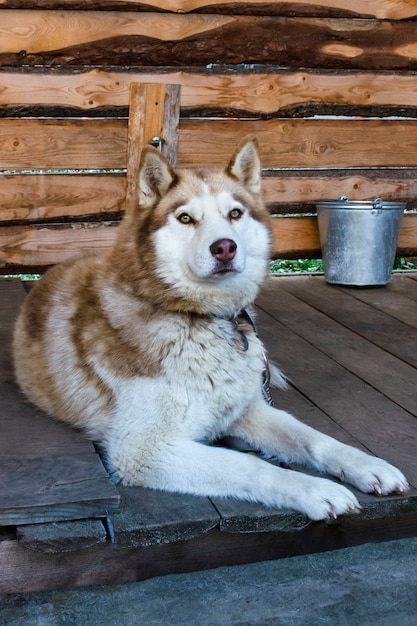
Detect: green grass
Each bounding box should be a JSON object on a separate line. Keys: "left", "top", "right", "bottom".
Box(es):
{"left": 270, "top": 259, "right": 324, "bottom": 274}
{"left": 271, "top": 258, "right": 417, "bottom": 274}
{"left": 393, "top": 257, "right": 417, "bottom": 270}
{"left": 3, "top": 274, "right": 41, "bottom": 281}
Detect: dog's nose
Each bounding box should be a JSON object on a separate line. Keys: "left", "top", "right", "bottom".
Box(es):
{"left": 210, "top": 238, "right": 237, "bottom": 265}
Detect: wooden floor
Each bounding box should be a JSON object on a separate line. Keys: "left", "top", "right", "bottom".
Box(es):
{"left": 1, "top": 274, "right": 417, "bottom": 593}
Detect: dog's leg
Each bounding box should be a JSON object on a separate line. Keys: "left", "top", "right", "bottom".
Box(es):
{"left": 108, "top": 435, "right": 361, "bottom": 521}
{"left": 228, "top": 399, "right": 409, "bottom": 497}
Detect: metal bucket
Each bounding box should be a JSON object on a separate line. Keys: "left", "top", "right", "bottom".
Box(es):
{"left": 316, "top": 197, "right": 405, "bottom": 286}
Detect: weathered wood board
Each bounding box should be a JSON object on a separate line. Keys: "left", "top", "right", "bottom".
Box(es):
{"left": 1, "top": 1, "right": 415, "bottom": 20}
{"left": 4, "top": 117, "right": 417, "bottom": 172}
{"left": 0, "top": 280, "right": 120, "bottom": 525}
{"left": 1, "top": 11, "right": 417, "bottom": 70}
{"left": 2, "top": 70, "right": 417, "bottom": 116}
{"left": 110, "top": 486, "right": 220, "bottom": 548}
{"left": 256, "top": 276, "right": 417, "bottom": 487}
{"left": 16, "top": 519, "right": 108, "bottom": 554}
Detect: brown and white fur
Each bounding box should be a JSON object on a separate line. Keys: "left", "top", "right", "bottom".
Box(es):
{"left": 13, "top": 136, "right": 408, "bottom": 520}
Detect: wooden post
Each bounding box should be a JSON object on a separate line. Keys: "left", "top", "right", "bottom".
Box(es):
{"left": 124, "top": 82, "right": 180, "bottom": 213}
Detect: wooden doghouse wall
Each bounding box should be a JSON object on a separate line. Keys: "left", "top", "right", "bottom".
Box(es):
{"left": 1, "top": 1, "right": 417, "bottom": 272}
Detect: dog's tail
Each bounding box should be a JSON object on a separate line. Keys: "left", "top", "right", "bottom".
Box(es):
{"left": 269, "top": 361, "right": 288, "bottom": 390}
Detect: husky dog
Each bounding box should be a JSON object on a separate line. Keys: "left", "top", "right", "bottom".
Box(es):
{"left": 13, "top": 136, "right": 408, "bottom": 520}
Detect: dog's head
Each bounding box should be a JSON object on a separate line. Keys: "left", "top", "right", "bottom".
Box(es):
{"left": 117, "top": 135, "right": 272, "bottom": 317}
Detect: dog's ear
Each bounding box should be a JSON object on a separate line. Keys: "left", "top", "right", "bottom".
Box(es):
{"left": 227, "top": 135, "right": 262, "bottom": 195}
{"left": 138, "top": 146, "right": 177, "bottom": 208}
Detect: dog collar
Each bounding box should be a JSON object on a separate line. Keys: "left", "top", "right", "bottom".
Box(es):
{"left": 232, "top": 309, "right": 253, "bottom": 352}
{"left": 232, "top": 309, "right": 274, "bottom": 407}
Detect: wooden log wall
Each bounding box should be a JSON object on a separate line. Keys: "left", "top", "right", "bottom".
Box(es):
{"left": 1, "top": 0, "right": 417, "bottom": 271}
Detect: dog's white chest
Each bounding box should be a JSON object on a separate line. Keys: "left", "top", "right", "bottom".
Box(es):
{"left": 155, "top": 317, "right": 265, "bottom": 439}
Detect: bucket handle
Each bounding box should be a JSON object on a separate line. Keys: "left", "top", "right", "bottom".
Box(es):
{"left": 340, "top": 196, "right": 384, "bottom": 212}
{"left": 340, "top": 196, "right": 384, "bottom": 209}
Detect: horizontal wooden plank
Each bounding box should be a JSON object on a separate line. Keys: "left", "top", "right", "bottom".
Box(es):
{"left": 3, "top": 70, "right": 417, "bottom": 116}
{"left": 270, "top": 214, "right": 417, "bottom": 258}
{"left": 3, "top": 171, "right": 417, "bottom": 224}
{"left": 0, "top": 174, "right": 125, "bottom": 222}
{"left": 213, "top": 488, "right": 417, "bottom": 533}
{"left": 263, "top": 172, "right": 417, "bottom": 213}
{"left": 16, "top": 519, "right": 108, "bottom": 554}
{"left": 111, "top": 486, "right": 219, "bottom": 548}
{"left": 178, "top": 119, "right": 417, "bottom": 169}
{"left": 0, "top": 12, "right": 417, "bottom": 70}
{"left": 0, "top": 118, "right": 126, "bottom": 170}
{"left": 1, "top": 213, "right": 416, "bottom": 270}
{"left": 3, "top": 118, "right": 417, "bottom": 171}
{"left": 0, "top": 1, "right": 415, "bottom": 19}
{"left": 270, "top": 216, "right": 321, "bottom": 258}
{"left": 0, "top": 222, "right": 117, "bottom": 269}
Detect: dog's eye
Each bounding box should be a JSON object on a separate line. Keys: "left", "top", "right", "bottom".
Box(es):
{"left": 229, "top": 208, "right": 243, "bottom": 220}
{"left": 177, "top": 213, "right": 194, "bottom": 225}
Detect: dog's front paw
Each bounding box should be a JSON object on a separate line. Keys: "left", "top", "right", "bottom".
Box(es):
{"left": 349, "top": 457, "right": 409, "bottom": 496}
{"left": 300, "top": 479, "right": 361, "bottom": 521}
